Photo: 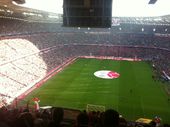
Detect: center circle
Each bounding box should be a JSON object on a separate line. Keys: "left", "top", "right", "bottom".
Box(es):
{"left": 94, "top": 70, "right": 120, "bottom": 79}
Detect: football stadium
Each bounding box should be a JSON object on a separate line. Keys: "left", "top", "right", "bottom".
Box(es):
{"left": 0, "top": 0, "right": 170, "bottom": 127}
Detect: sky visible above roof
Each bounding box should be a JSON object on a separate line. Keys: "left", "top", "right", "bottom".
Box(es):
{"left": 18, "top": 0, "right": 170, "bottom": 17}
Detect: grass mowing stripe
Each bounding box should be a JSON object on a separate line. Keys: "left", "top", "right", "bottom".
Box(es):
{"left": 118, "top": 61, "right": 142, "bottom": 120}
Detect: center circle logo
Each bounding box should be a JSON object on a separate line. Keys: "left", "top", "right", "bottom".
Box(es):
{"left": 94, "top": 70, "right": 120, "bottom": 79}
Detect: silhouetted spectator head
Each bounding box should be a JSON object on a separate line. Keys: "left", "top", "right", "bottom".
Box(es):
{"left": 149, "top": 120, "right": 156, "bottom": 127}
{"left": 34, "top": 118, "right": 45, "bottom": 127}
{"left": 77, "top": 112, "right": 89, "bottom": 127}
{"left": 102, "top": 109, "right": 119, "bottom": 127}
{"left": 51, "top": 107, "right": 64, "bottom": 125}
{"left": 16, "top": 112, "right": 34, "bottom": 127}
{"left": 119, "top": 117, "right": 127, "bottom": 127}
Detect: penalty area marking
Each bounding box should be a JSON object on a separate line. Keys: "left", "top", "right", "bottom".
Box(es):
{"left": 94, "top": 70, "right": 120, "bottom": 79}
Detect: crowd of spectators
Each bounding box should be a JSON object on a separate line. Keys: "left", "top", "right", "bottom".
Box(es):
{"left": 0, "top": 39, "right": 71, "bottom": 106}
{"left": 12, "top": 31, "right": 170, "bottom": 50}
{"left": 1, "top": 105, "right": 170, "bottom": 127}
{"left": 0, "top": 18, "right": 62, "bottom": 35}
{"left": 0, "top": 18, "right": 170, "bottom": 49}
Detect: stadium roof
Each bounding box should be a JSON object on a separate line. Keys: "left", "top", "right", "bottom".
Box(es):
{"left": 14, "top": 0, "right": 170, "bottom": 17}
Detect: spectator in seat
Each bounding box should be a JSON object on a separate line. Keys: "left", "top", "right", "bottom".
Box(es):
{"left": 102, "top": 109, "right": 119, "bottom": 127}
{"left": 119, "top": 117, "right": 127, "bottom": 127}
{"left": 76, "top": 111, "right": 89, "bottom": 127}
{"left": 48, "top": 107, "right": 64, "bottom": 127}
{"left": 15, "top": 112, "right": 34, "bottom": 127}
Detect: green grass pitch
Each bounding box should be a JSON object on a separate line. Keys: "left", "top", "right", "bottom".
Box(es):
{"left": 23, "top": 58, "right": 170, "bottom": 123}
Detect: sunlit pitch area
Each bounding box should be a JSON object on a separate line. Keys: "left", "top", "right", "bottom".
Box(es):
{"left": 16, "top": 0, "right": 170, "bottom": 17}
{"left": 0, "top": 39, "right": 47, "bottom": 105}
